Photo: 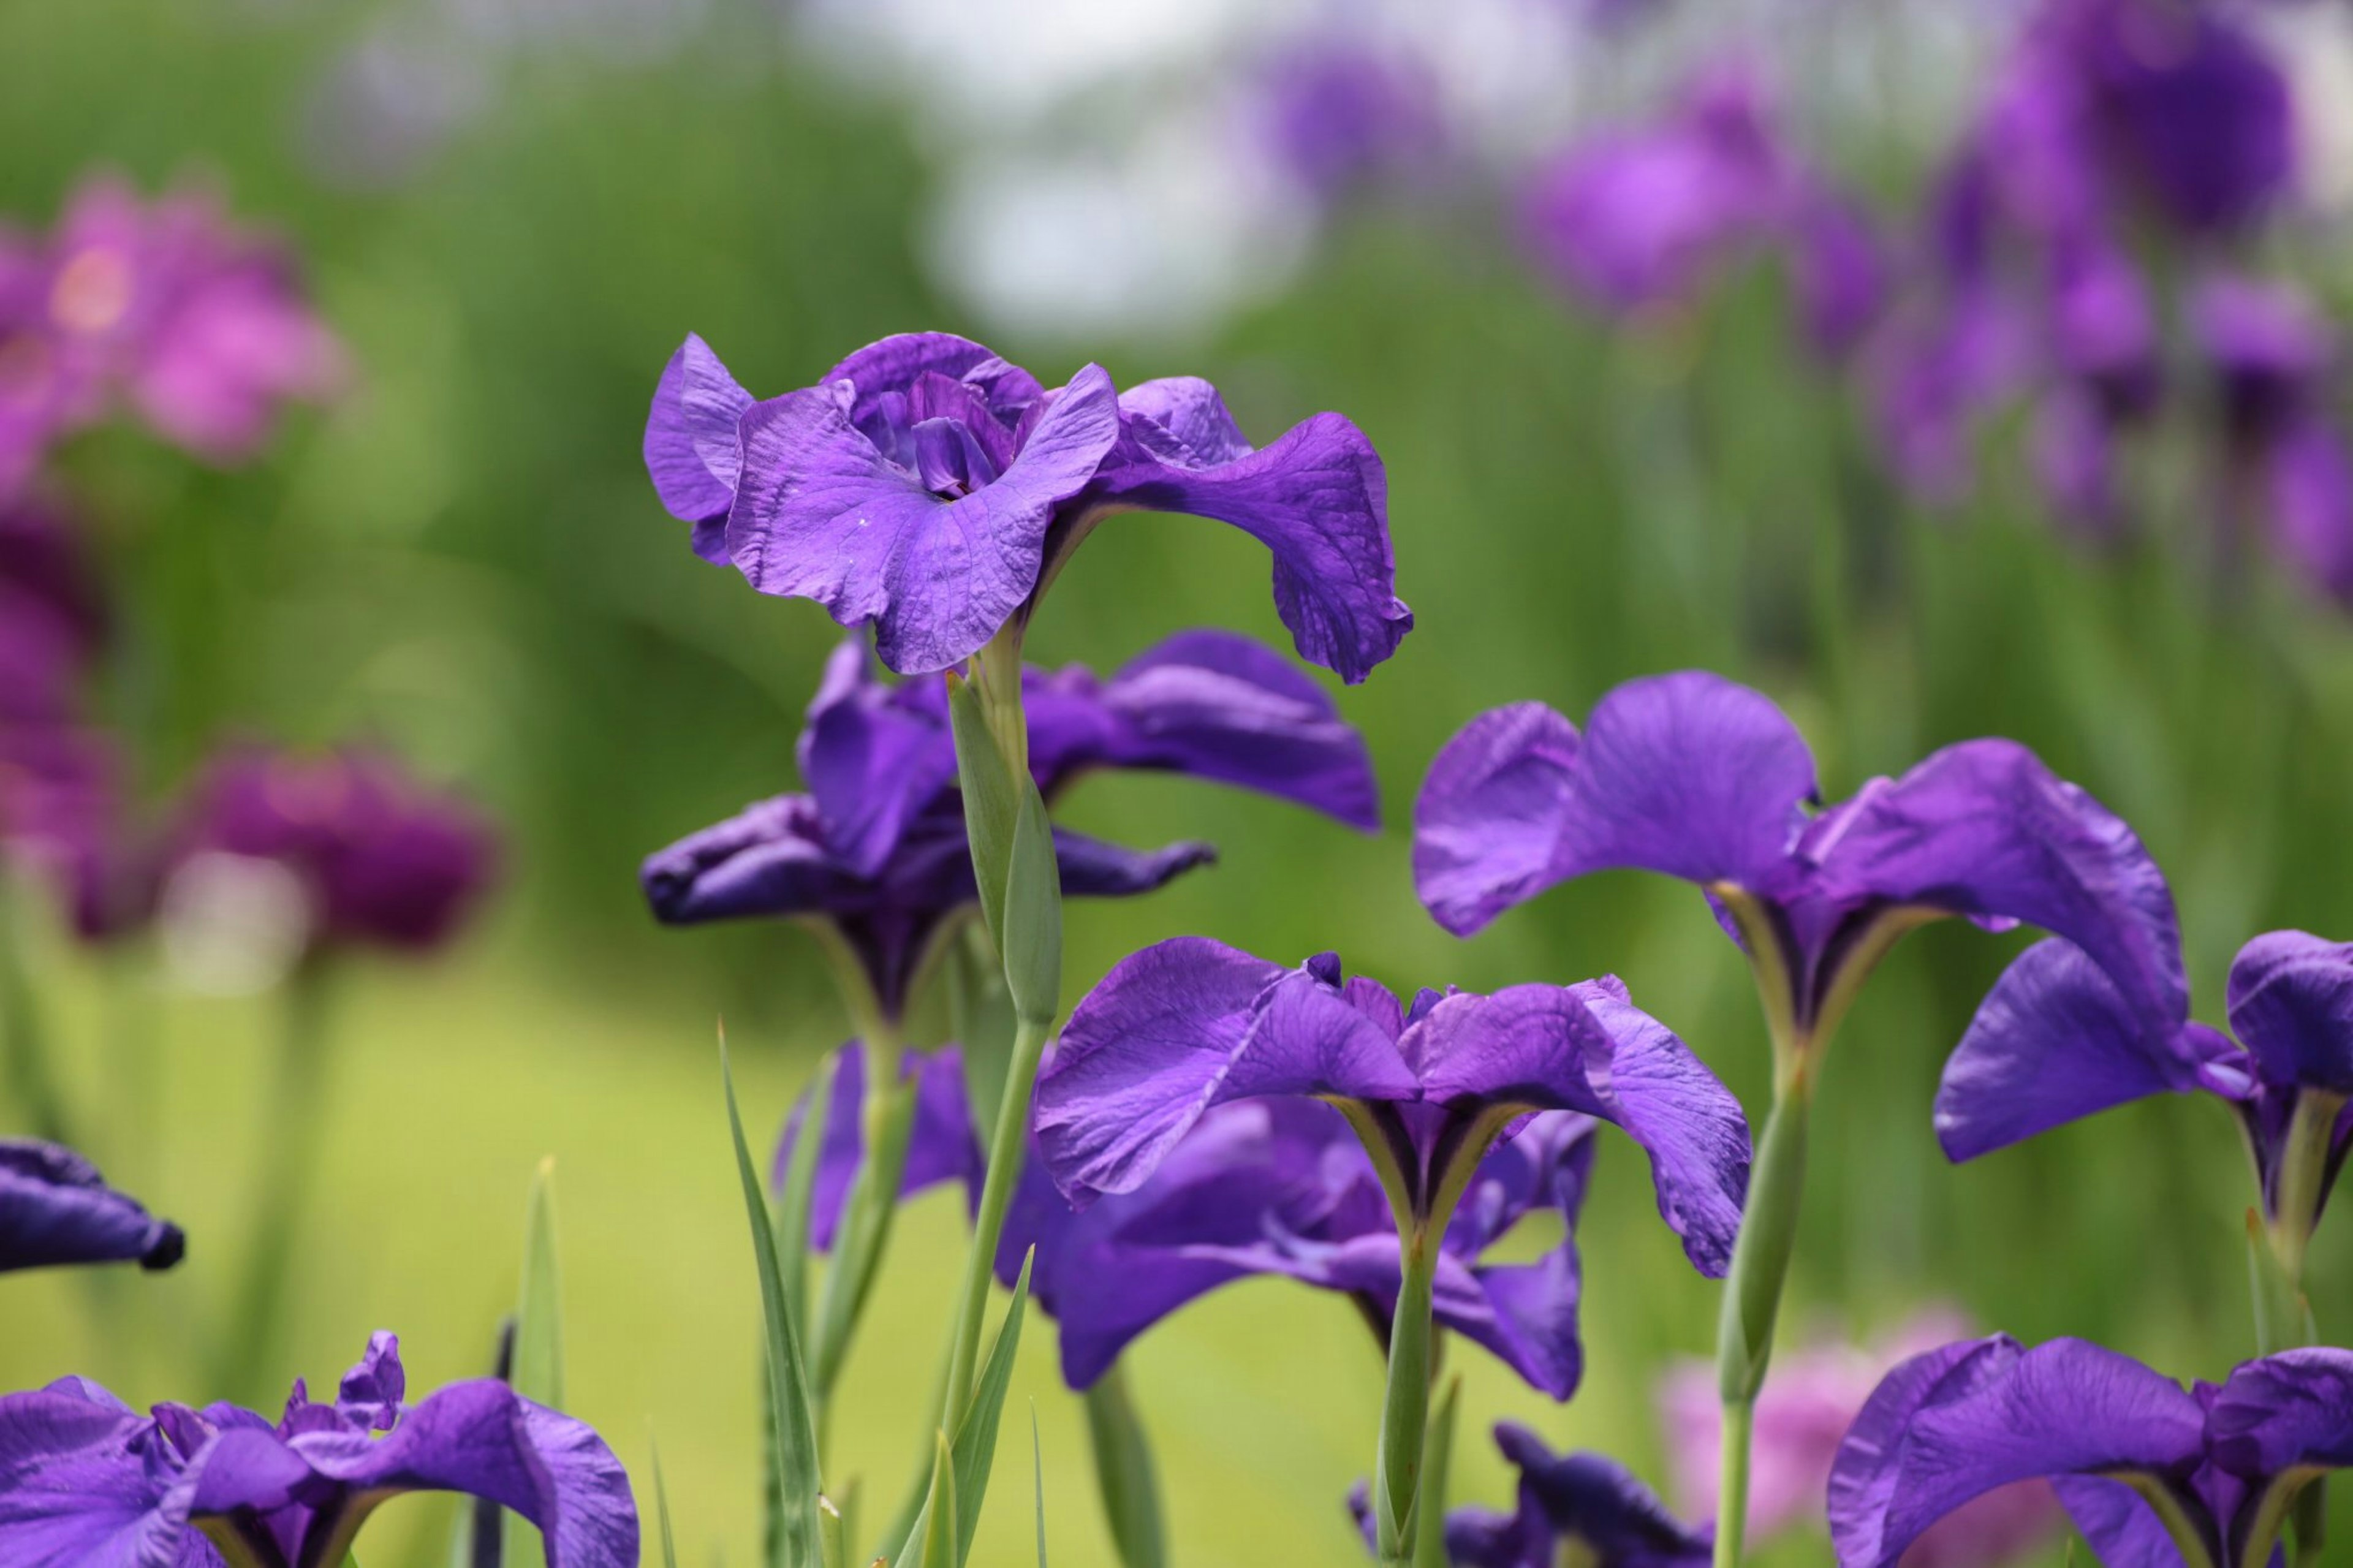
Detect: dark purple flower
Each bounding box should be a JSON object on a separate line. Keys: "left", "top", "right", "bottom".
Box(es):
{"left": 1405, "top": 1424, "right": 1711, "bottom": 1568}
{"left": 172, "top": 747, "right": 496, "bottom": 956}
{"left": 0, "top": 177, "right": 344, "bottom": 480}
{"left": 0, "top": 499, "right": 103, "bottom": 728}
{"left": 0, "top": 1138, "right": 181, "bottom": 1274}
{"left": 643, "top": 629, "right": 1379, "bottom": 1018}
{"left": 0, "top": 727, "right": 157, "bottom": 943}
{"left": 778, "top": 1043, "right": 1601, "bottom": 1397}
{"left": 1518, "top": 66, "right": 1884, "bottom": 356}
{"left": 1034, "top": 939, "right": 1750, "bottom": 1274}
{"left": 1830, "top": 1334, "right": 2353, "bottom": 1568}
{"left": 0, "top": 1333, "right": 638, "bottom": 1567}
{"left": 1414, "top": 673, "right": 2181, "bottom": 1058}
{"left": 1252, "top": 42, "right": 1450, "bottom": 204}
{"left": 643, "top": 330, "right": 1411, "bottom": 680}
{"left": 1938, "top": 930, "right": 2353, "bottom": 1254}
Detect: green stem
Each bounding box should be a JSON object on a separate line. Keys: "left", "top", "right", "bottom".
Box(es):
{"left": 941, "top": 1011, "right": 1050, "bottom": 1434}
{"left": 1712, "top": 1085, "right": 1813, "bottom": 1568}
{"left": 0, "top": 873, "right": 74, "bottom": 1148}
{"left": 214, "top": 956, "right": 336, "bottom": 1401}
{"left": 1373, "top": 1231, "right": 1440, "bottom": 1565}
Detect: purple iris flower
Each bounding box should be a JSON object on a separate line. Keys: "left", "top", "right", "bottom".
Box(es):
{"left": 1938, "top": 930, "right": 2353, "bottom": 1257}
{"left": 1358, "top": 1424, "right": 1711, "bottom": 1568}
{"left": 778, "top": 1045, "right": 1600, "bottom": 1396}
{"left": 0, "top": 1137, "right": 182, "bottom": 1273}
{"left": 2194, "top": 274, "right": 2353, "bottom": 604}
{"left": 0, "top": 177, "right": 344, "bottom": 486}
{"left": 1830, "top": 1334, "right": 2353, "bottom": 1568}
{"left": 642, "top": 330, "right": 1411, "bottom": 680}
{"left": 0, "top": 499, "right": 104, "bottom": 728}
{"left": 171, "top": 747, "right": 497, "bottom": 956}
{"left": 643, "top": 629, "right": 1379, "bottom": 1020}
{"left": 1517, "top": 65, "right": 1885, "bottom": 357}
{"left": 1414, "top": 672, "right": 2181, "bottom": 1061}
{"left": 1033, "top": 939, "right": 1749, "bottom": 1273}
{"left": 0, "top": 1332, "right": 637, "bottom": 1567}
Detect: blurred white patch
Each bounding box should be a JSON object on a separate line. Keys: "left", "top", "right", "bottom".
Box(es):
{"left": 2262, "top": 2, "right": 2353, "bottom": 218}
{"left": 159, "top": 853, "right": 316, "bottom": 996}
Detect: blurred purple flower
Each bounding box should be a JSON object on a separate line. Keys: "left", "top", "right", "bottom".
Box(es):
{"left": 781, "top": 1047, "right": 1605, "bottom": 1396}
{"left": 1938, "top": 930, "right": 2353, "bottom": 1257}
{"left": 1657, "top": 1310, "right": 2059, "bottom": 1564}
{"left": 172, "top": 747, "right": 496, "bottom": 958}
{"left": 0, "top": 176, "right": 344, "bottom": 488}
{"left": 0, "top": 1333, "right": 637, "bottom": 1567}
{"left": 642, "top": 629, "right": 1379, "bottom": 1018}
{"left": 1414, "top": 673, "right": 2183, "bottom": 1054}
{"left": 1252, "top": 42, "right": 1450, "bottom": 205}
{"left": 643, "top": 330, "right": 1410, "bottom": 679}
{"left": 0, "top": 1137, "right": 182, "bottom": 1274}
{"left": 0, "top": 498, "right": 103, "bottom": 729}
{"left": 0, "top": 727, "right": 157, "bottom": 944}
{"left": 1518, "top": 65, "right": 1885, "bottom": 356}
{"left": 1034, "top": 940, "right": 1751, "bottom": 1274}
{"left": 1832, "top": 1335, "right": 2353, "bottom": 1568}
{"left": 1395, "top": 1423, "right": 1711, "bottom": 1568}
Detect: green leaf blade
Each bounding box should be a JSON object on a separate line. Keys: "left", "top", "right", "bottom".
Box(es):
{"left": 949, "top": 1248, "right": 1034, "bottom": 1564}
{"left": 504, "top": 1158, "right": 566, "bottom": 1568}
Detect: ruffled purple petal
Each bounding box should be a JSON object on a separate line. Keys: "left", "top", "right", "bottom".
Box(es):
{"left": 1089, "top": 388, "right": 1410, "bottom": 684}
{"left": 1409, "top": 980, "right": 1750, "bottom": 1276}
{"left": 1036, "top": 940, "right": 1419, "bottom": 1206}
{"left": 643, "top": 333, "right": 754, "bottom": 563}
{"left": 2226, "top": 931, "right": 2353, "bottom": 1096}
{"left": 1493, "top": 1425, "right": 1713, "bottom": 1567}
{"left": 0, "top": 1385, "right": 185, "bottom": 1566}
{"left": 1934, "top": 939, "right": 2235, "bottom": 1161}
{"left": 1412, "top": 703, "right": 1583, "bottom": 937}
{"left": 821, "top": 333, "right": 1037, "bottom": 435}
{"left": 333, "top": 1333, "right": 404, "bottom": 1434}
{"left": 725, "top": 365, "right": 1120, "bottom": 675}
{"left": 1827, "top": 1335, "right": 2205, "bottom": 1568}
{"left": 0, "top": 1138, "right": 184, "bottom": 1275}
{"left": 292, "top": 1380, "right": 638, "bottom": 1568}
{"left": 2207, "top": 1348, "right": 2353, "bottom": 1480}
{"left": 1086, "top": 629, "right": 1381, "bottom": 831}
{"left": 1805, "top": 737, "right": 2186, "bottom": 1032}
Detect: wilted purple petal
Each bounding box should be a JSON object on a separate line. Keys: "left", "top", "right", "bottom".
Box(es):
{"left": 1495, "top": 1425, "right": 1713, "bottom": 1567}
{"left": 0, "top": 1138, "right": 183, "bottom": 1274}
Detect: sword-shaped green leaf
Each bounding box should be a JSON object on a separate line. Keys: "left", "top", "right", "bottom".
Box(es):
{"left": 653, "top": 1438, "right": 682, "bottom": 1568}
{"left": 1031, "top": 1405, "right": 1048, "bottom": 1568}
{"left": 949, "top": 1248, "right": 1034, "bottom": 1564}
{"left": 504, "top": 1158, "right": 565, "bottom": 1568}
{"left": 1412, "top": 1375, "right": 1461, "bottom": 1568}
{"left": 944, "top": 676, "right": 1020, "bottom": 949}
{"left": 1082, "top": 1365, "right": 1165, "bottom": 1568}
{"left": 921, "top": 1433, "right": 960, "bottom": 1568}
{"left": 724, "top": 1032, "right": 824, "bottom": 1568}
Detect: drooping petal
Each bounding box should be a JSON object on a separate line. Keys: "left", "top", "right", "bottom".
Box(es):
{"left": 639, "top": 797, "right": 845, "bottom": 926}
{"left": 1547, "top": 672, "right": 1819, "bottom": 895}
{"left": 0, "top": 1138, "right": 184, "bottom": 1274}
{"left": 1047, "top": 829, "right": 1215, "bottom": 899}
{"left": 2048, "top": 1475, "right": 2187, "bottom": 1568}
{"left": 1409, "top": 980, "right": 1749, "bottom": 1276}
{"left": 1805, "top": 737, "right": 2185, "bottom": 1032}
{"left": 1088, "top": 629, "right": 1382, "bottom": 830}
{"left": 0, "top": 1385, "right": 186, "bottom": 1567}
{"left": 292, "top": 1380, "right": 638, "bottom": 1568}
{"left": 771, "top": 1043, "right": 982, "bottom": 1251}
{"left": 1088, "top": 391, "right": 1410, "bottom": 684}
{"left": 643, "top": 333, "right": 754, "bottom": 563}
{"left": 1412, "top": 703, "right": 1583, "bottom": 937}
{"left": 1934, "top": 939, "right": 2234, "bottom": 1162}
{"left": 1035, "top": 940, "right": 1418, "bottom": 1206}
{"left": 1493, "top": 1425, "right": 1713, "bottom": 1567}
{"left": 725, "top": 366, "right": 1120, "bottom": 676}
{"left": 2225, "top": 931, "right": 2353, "bottom": 1097}
{"left": 1827, "top": 1335, "right": 2206, "bottom": 1568}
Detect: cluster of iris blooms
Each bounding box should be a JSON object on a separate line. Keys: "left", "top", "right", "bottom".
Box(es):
{"left": 1518, "top": 0, "right": 2350, "bottom": 610}
{"left": 0, "top": 183, "right": 561, "bottom": 1567}
{"left": 7, "top": 218, "right": 2352, "bottom": 1568}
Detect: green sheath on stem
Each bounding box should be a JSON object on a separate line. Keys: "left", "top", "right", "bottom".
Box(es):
{"left": 1083, "top": 1364, "right": 1168, "bottom": 1568}
{"left": 1373, "top": 1233, "right": 1440, "bottom": 1564}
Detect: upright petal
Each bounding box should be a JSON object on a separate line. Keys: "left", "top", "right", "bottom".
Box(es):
{"left": 1093, "top": 629, "right": 1381, "bottom": 831}
{"left": 643, "top": 333, "right": 753, "bottom": 563}
{"left": 796, "top": 639, "right": 957, "bottom": 877}
{"left": 1089, "top": 397, "right": 1410, "bottom": 684}
{"left": 1035, "top": 941, "right": 1416, "bottom": 1205}
{"left": 2226, "top": 931, "right": 2353, "bottom": 1097}
{"left": 1935, "top": 939, "right": 2230, "bottom": 1162}
{"left": 0, "top": 1139, "right": 183, "bottom": 1274}
{"left": 1805, "top": 738, "right": 2185, "bottom": 1032}
{"left": 726, "top": 366, "right": 1119, "bottom": 676}
{"left": 334, "top": 1333, "right": 404, "bottom": 1434}
{"left": 1413, "top": 703, "right": 1583, "bottom": 937}
{"left": 1827, "top": 1335, "right": 2206, "bottom": 1568}
{"left": 1409, "top": 980, "right": 1750, "bottom": 1276}
{"left": 292, "top": 1381, "right": 637, "bottom": 1568}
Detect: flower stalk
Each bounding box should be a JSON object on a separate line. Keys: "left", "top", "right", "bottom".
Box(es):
{"left": 1373, "top": 1227, "right": 1441, "bottom": 1564}
{"left": 1712, "top": 1078, "right": 1811, "bottom": 1568}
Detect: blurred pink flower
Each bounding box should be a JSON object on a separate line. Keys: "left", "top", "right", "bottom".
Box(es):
{"left": 0, "top": 175, "right": 344, "bottom": 490}
{"left": 1657, "top": 1309, "right": 2061, "bottom": 1567}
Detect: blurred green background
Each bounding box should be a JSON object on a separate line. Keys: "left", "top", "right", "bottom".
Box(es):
{"left": 5, "top": 2, "right": 2352, "bottom": 1565}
